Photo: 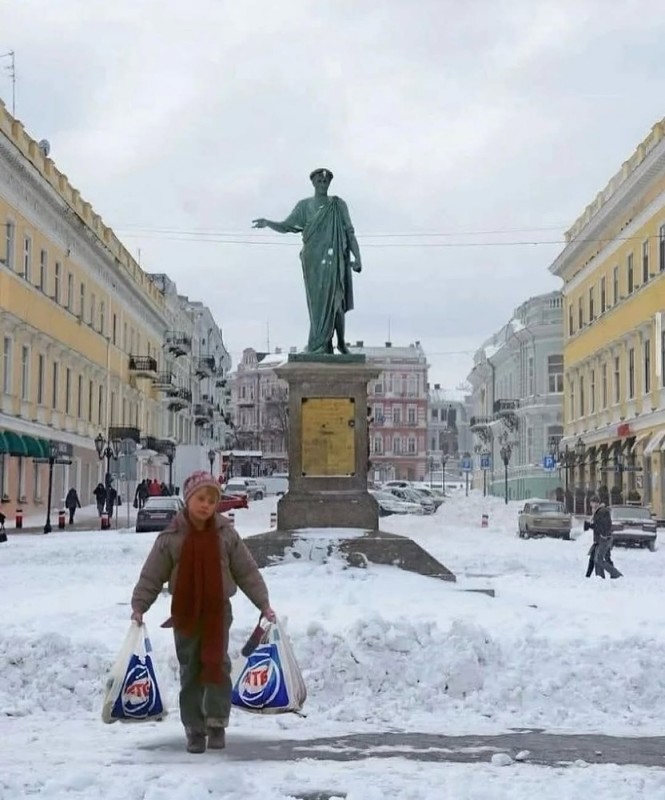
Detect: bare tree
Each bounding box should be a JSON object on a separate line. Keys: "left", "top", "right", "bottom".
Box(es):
{"left": 262, "top": 386, "right": 289, "bottom": 455}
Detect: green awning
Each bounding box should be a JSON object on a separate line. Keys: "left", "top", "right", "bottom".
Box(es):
{"left": 0, "top": 432, "right": 7, "bottom": 454}
{"left": 21, "top": 435, "right": 45, "bottom": 458}
{"left": 3, "top": 430, "right": 27, "bottom": 456}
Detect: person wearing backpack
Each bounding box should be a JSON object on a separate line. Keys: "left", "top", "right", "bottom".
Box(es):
{"left": 130, "top": 470, "right": 276, "bottom": 754}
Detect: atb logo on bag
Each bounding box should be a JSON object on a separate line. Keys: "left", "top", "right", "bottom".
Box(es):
{"left": 120, "top": 657, "right": 158, "bottom": 718}
{"left": 237, "top": 651, "right": 281, "bottom": 708}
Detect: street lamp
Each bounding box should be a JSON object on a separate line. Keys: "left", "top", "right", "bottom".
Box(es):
{"left": 94, "top": 432, "right": 121, "bottom": 513}
{"left": 499, "top": 440, "right": 512, "bottom": 505}
{"left": 163, "top": 440, "right": 176, "bottom": 495}
{"left": 575, "top": 437, "right": 585, "bottom": 462}
{"left": 43, "top": 440, "right": 60, "bottom": 534}
{"left": 548, "top": 437, "right": 559, "bottom": 457}
{"left": 208, "top": 448, "right": 216, "bottom": 476}
{"left": 427, "top": 455, "right": 434, "bottom": 487}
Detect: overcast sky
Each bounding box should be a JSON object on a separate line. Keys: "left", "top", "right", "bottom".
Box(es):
{"left": 3, "top": 0, "right": 665, "bottom": 390}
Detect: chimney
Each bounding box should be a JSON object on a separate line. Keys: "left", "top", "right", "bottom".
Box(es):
{"left": 415, "top": 340, "right": 421, "bottom": 346}
{"left": 434, "top": 383, "right": 441, "bottom": 390}
{"left": 275, "top": 347, "right": 282, "bottom": 354}
{"left": 356, "top": 340, "right": 364, "bottom": 347}
{"left": 385, "top": 341, "right": 392, "bottom": 348}
{"left": 289, "top": 346, "right": 297, "bottom": 354}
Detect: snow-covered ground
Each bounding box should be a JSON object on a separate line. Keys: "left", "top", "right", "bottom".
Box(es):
{"left": 1, "top": 491, "right": 664, "bottom": 799}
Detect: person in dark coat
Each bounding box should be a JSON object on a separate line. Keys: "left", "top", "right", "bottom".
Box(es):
{"left": 65, "top": 488, "right": 81, "bottom": 524}
{"left": 134, "top": 479, "right": 148, "bottom": 509}
{"left": 160, "top": 482, "right": 170, "bottom": 496}
{"left": 105, "top": 484, "right": 118, "bottom": 516}
{"left": 93, "top": 483, "right": 106, "bottom": 517}
{"left": 584, "top": 494, "right": 622, "bottom": 579}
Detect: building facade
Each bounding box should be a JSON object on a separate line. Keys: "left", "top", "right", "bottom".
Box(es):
{"left": 228, "top": 347, "right": 292, "bottom": 474}
{"left": 349, "top": 341, "right": 429, "bottom": 482}
{"left": 549, "top": 117, "right": 665, "bottom": 517}
{"left": 426, "top": 383, "right": 472, "bottom": 483}
{"left": 0, "top": 101, "right": 230, "bottom": 518}
{"left": 467, "top": 291, "right": 564, "bottom": 500}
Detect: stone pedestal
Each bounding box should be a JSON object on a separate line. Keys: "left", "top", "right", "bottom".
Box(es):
{"left": 275, "top": 354, "right": 380, "bottom": 531}
{"left": 242, "top": 353, "right": 457, "bottom": 584}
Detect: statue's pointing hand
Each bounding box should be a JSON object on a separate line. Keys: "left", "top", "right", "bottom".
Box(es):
{"left": 352, "top": 258, "right": 362, "bottom": 274}
{"left": 252, "top": 218, "right": 268, "bottom": 229}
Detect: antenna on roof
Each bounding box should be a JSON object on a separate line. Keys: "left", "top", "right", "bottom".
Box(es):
{"left": 266, "top": 320, "right": 271, "bottom": 353}
{"left": 0, "top": 50, "right": 16, "bottom": 116}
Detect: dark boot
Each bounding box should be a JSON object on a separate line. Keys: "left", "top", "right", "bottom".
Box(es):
{"left": 185, "top": 727, "right": 206, "bottom": 754}
{"left": 206, "top": 726, "right": 226, "bottom": 750}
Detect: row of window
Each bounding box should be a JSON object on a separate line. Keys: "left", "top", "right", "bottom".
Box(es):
{"left": 373, "top": 373, "right": 424, "bottom": 396}
{"left": 373, "top": 404, "right": 420, "bottom": 425}
{"left": 568, "top": 225, "right": 665, "bottom": 337}
{"left": 2, "top": 220, "right": 157, "bottom": 357}
{"left": 568, "top": 333, "right": 665, "bottom": 419}
{"left": 372, "top": 435, "right": 424, "bottom": 455}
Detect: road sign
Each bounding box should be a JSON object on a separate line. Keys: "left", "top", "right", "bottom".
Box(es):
{"left": 461, "top": 458, "right": 473, "bottom": 472}
{"left": 542, "top": 455, "right": 556, "bottom": 471}
{"left": 480, "top": 454, "right": 491, "bottom": 470}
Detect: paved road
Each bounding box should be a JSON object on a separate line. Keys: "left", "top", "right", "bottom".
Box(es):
{"left": 141, "top": 729, "right": 665, "bottom": 768}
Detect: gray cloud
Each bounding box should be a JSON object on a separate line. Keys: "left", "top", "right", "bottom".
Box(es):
{"left": 3, "top": 0, "right": 664, "bottom": 386}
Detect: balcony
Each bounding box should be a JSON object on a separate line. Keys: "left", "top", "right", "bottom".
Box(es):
{"left": 193, "top": 403, "right": 214, "bottom": 426}
{"left": 141, "top": 436, "right": 176, "bottom": 456}
{"left": 164, "top": 331, "right": 192, "bottom": 357}
{"left": 493, "top": 399, "right": 520, "bottom": 432}
{"left": 237, "top": 396, "right": 256, "bottom": 406}
{"left": 153, "top": 371, "right": 178, "bottom": 395}
{"left": 215, "top": 375, "right": 227, "bottom": 388}
{"left": 166, "top": 387, "right": 192, "bottom": 412}
{"left": 469, "top": 416, "right": 492, "bottom": 444}
{"left": 195, "top": 356, "right": 216, "bottom": 379}
{"left": 129, "top": 355, "right": 158, "bottom": 379}
{"left": 108, "top": 425, "right": 141, "bottom": 443}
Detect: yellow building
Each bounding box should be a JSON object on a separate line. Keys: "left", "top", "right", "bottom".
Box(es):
{"left": 550, "top": 118, "right": 665, "bottom": 518}
{"left": 0, "top": 99, "right": 170, "bottom": 522}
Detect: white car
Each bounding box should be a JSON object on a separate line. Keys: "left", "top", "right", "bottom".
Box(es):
{"left": 224, "top": 478, "right": 266, "bottom": 501}
{"left": 370, "top": 490, "right": 424, "bottom": 516}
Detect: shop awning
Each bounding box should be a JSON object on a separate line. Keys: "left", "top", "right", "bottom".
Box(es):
{"left": 2, "top": 430, "right": 28, "bottom": 456}
{"left": 0, "top": 431, "right": 7, "bottom": 454}
{"left": 630, "top": 431, "right": 652, "bottom": 454}
{"left": 645, "top": 430, "right": 665, "bottom": 456}
{"left": 21, "top": 435, "right": 47, "bottom": 459}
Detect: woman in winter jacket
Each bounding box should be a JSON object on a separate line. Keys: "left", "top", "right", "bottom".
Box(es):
{"left": 65, "top": 488, "right": 81, "bottom": 524}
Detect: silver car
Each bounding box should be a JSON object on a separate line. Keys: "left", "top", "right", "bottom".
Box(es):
{"left": 518, "top": 499, "right": 572, "bottom": 540}
{"left": 609, "top": 505, "right": 657, "bottom": 551}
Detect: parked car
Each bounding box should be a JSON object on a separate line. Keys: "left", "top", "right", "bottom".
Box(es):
{"left": 518, "top": 499, "right": 572, "bottom": 540}
{"left": 135, "top": 495, "right": 184, "bottom": 533}
{"left": 385, "top": 486, "right": 436, "bottom": 514}
{"left": 224, "top": 478, "right": 266, "bottom": 501}
{"left": 409, "top": 485, "right": 444, "bottom": 510}
{"left": 261, "top": 473, "right": 289, "bottom": 496}
{"left": 608, "top": 505, "right": 657, "bottom": 550}
{"left": 370, "top": 490, "right": 425, "bottom": 516}
{"left": 218, "top": 493, "right": 248, "bottom": 513}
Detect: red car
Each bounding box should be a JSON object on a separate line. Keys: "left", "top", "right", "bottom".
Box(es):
{"left": 218, "top": 493, "right": 248, "bottom": 513}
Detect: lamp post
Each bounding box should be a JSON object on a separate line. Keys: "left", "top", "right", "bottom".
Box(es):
{"left": 499, "top": 440, "right": 512, "bottom": 505}
{"left": 163, "top": 440, "right": 176, "bottom": 496}
{"left": 427, "top": 456, "right": 434, "bottom": 487}
{"left": 208, "top": 448, "right": 216, "bottom": 476}
{"left": 43, "top": 440, "right": 60, "bottom": 534}
{"left": 94, "top": 432, "right": 121, "bottom": 513}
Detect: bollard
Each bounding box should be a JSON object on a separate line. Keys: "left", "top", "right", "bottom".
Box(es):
{"left": 227, "top": 511, "right": 235, "bottom": 526}
{"left": 100, "top": 512, "right": 109, "bottom": 530}
{"left": 15, "top": 508, "right": 23, "bottom": 529}
{"left": 481, "top": 513, "right": 489, "bottom": 528}
{"left": 270, "top": 511, "right": 277, "bottom": 529}
{"left": 58, "top": 509, "right": 66, "bottom": 530}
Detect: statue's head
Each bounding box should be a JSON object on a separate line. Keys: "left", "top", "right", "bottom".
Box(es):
{"left": 310, "top": 168, "right": 334, "bottom": 191}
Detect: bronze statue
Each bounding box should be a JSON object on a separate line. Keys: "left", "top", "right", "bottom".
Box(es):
{"left": 252, "top": 168, "right": 362, "bottom": 354}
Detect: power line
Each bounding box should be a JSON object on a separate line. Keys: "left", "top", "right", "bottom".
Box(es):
{"left": 113, "top": 230, "right": 664, "bottom": 249}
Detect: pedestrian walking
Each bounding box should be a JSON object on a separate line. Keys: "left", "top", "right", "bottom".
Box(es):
{"left": 93, "top": 483, "right": 106, "bottom": 517}
{"left": 65, "top": 488, "right": 81, "bottom": 524}
{"left": 130, "top": 470, "right": 276, "bottom": 754}
{"left": 584, "top": 494, "right": 622, "bottom": 579}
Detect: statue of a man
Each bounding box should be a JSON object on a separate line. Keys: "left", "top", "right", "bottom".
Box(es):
{"left": 252, "top": 168, "right": 362, "bottom": 354}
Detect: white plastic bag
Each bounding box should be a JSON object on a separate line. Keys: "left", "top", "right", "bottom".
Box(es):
{"left": 101, "top": 622, "right": 168, "bottom": 724}
{"left": 231, "top": 618, "right": 306, "bottom": 715}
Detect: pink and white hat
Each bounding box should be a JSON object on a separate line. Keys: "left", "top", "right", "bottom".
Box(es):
{"left": 182, "top": 470, "right": 222, "bottom": 504}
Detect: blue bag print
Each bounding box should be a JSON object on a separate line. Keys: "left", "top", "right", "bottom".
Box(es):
{"left": 101, "top": 622, "right": 168, "bottom": 724}
{"left": 232, "top": 618, "right": 306, "bottom": 715}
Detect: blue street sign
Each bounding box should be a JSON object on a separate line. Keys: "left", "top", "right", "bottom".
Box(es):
{"left": 542, "top": 455, "right": 556, "bottom": 471}
{"left": 461, "top": 458, "right": 473, "bottom": 472}
{"left": 480, "top": 454, "right": 491, "bottom": 470}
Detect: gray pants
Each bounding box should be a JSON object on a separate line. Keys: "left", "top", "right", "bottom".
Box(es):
{"left": 595, "top": 537, "right": 622, "bottom": 579}
{"left": 174, "top": 617, "right": 232, "bottom": 731}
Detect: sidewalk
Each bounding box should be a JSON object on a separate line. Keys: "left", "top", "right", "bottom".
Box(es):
{"left": 6, "top": 503, "right": 137, "bottom": 534}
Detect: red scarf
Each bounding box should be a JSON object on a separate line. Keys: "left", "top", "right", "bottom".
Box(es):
{"left": 170, "top": 515, "right": 225, "bottom": 684}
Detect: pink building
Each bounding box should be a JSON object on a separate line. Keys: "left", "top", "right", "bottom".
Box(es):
{"left": 349, "top": 341, "right": 429, "bottom": 482}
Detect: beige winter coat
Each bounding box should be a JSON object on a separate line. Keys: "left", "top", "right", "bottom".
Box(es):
{"left": 131, "top": 511, "right": 270, "bottom": 615}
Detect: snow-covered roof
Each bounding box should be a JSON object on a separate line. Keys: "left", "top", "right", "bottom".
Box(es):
{"left": 429, "top": 386, "right": 469, "bottom": 404}
{"left": 349, "top": 343, "right": 427, "bottom": 362}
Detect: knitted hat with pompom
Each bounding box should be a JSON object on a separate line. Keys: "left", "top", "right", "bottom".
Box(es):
{"left": 182, "top": 470, "right": 221, "bottom": 504}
